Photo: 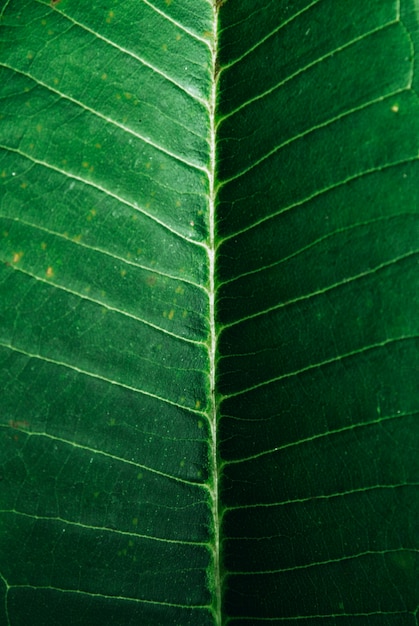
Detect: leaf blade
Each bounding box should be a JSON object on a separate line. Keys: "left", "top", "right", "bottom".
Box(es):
{"left": 217, "top": 0, "right": 419, "bottom": 621}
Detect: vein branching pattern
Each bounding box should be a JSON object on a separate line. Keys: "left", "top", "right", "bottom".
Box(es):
{"left": 1, "top": 1, "right": 419, "bottom": 625}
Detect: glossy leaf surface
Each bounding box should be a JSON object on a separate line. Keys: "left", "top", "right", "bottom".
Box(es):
{"left": 1, "top": 1, "right": 419, "bottom": 624}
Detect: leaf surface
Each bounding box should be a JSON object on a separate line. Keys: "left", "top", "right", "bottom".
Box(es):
{"left": 1, "top": 1, "right": 419, "bottom": 624}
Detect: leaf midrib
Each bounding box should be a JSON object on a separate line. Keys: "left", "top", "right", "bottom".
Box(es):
{"left": 209, "top": 4, "right": 222, "bottom": 625}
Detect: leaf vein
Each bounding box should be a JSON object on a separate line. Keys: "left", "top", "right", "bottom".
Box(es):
{"left": 1, "top": 64, "right": 208, "bottom": 171}
{"left": 217, "top": 89, "right": 407, "bottom": 186}
{"left": 141, "top": 0, "right": 212, "bottom": 45}
{"left": 224, "top": 482, "right": 419, "bottom": 512}
{"left": 222, "top": 336, "right": 419, "bottom": 398}
{"left": 0, "top": 341, "right": 205, "bottom": 417}
{"left": 2, "top": 214, "right": 203, "bottom": 289}
{"left": 223, "top": 408, "right": 416, "bottom": 465}
{"left": 219, "top": 20, "right": 400, "bottom": 123}
{"left": 0, "top": 145, "right": 207, "bottom": 247}
{"left": 228, "top": 548, "right": 419, "bottom": 576}
{"left": 221, "top": 250, "right": 419, "bottom": 329}
{"left": 219, "top": 0, "right": 321, "bottom": 71}
{"left": 4, "top": 262, "right": 205, "bottom": 345}
{"left": 0, "top": 422, "right": 207, "bottom": 487}
{"left": 50, "top": 10, "right": 208, "bottom": 104}
{"left": 0, "top": 509, "right": 208, "bottom": 546}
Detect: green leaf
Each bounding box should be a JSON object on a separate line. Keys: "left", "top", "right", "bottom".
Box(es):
{"left": 1, "top": 1, "right": 419, "bottom": 624}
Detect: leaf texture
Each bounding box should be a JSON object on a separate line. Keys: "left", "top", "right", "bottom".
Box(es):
{"left": 1, "top": 1, "right": 419, "bottom": 624}
{"left": 217, "top": 0, "right": 419, "bottom": 622}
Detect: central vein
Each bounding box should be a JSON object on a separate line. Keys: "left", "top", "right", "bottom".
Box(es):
{"left": 208, "top": 2, "right": 221, "bottom": 624}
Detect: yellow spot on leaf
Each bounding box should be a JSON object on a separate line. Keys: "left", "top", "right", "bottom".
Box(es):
{"left": 197, "top": 420, "right": 203, "bottom": 429}
{"left": 162, "top": 44, "right": 168, "bottom": 51}
{"left": 13, "top": 252, "right": 23, "bottom": 263}
{"left": 168, "top": 309, "right": 175, "bottom": 320}
{"left": 36, "top": 124, "right": 43, "bottom": 133}
{"left": 9, "top": 419, "right": 31, "bottom": 430}
{"left": 53, "top": 77, "right": 59, "bottom": 85}
{"left": 101, "top": 73, "right": 107, "bottom": 80}
{"left": 120, "top": 269, "right": 127, "bottom": 277}
{"left": 41, "top": 242, "right": 47, "bottom": 250}
{"left": 73, "top": 234, "right": 82, "bottom": 243}
{"left": 20, "top": 182, "right": 28, "bottom": 189}
{"left": 176, "top": 34, "right": 182, "bottom": 41}
{"left": 46, "top": 266, "right": 54, "bottom": 278}
{"left": 391, "top": 104, "right": 399, "bottom": 113}
{"left": 145, "top": 162, "right": 151, "bottom": 169}
{"left": 175, "top": 286, "right": 184, "bottom": 295}
{"left": 195, "top": 400, "right": 201, "bottom": 409}
{"left": 82, "top": 161, "right": 89, "bottom": 168}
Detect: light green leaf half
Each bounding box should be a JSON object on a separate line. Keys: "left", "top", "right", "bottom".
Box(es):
{"left": 1, "top": 1, "right": 419, "bottom": 624}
